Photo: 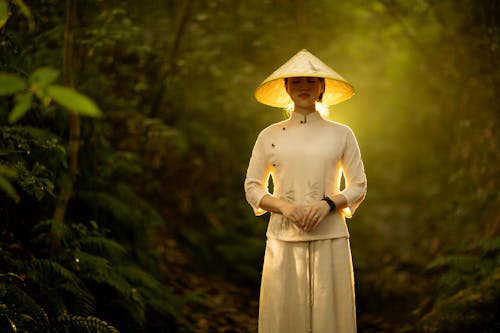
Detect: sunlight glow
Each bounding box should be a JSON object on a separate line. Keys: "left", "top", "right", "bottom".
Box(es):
{"left": 315, "top": 102, "right": 329, "bottom": 117}
{"left": 284, "top": 102, "right": 330, "bottom": 117}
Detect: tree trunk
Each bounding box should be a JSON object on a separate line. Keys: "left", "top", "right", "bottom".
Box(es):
{"left": 51, "top": 0, "right": 79, "bottom": 254}
{"left": 150, "top": 0, "right": 193, "bottom": 117}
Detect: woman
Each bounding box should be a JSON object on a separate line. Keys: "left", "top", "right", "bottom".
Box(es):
{"left": 244, "top": 49, "right": 367, "bottom": 333}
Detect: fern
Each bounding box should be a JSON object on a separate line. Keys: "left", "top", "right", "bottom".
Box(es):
{"left": 79, "top": 190, "right": 143, "bottom": 227}
{"left": 0, "top": 284, "right": 50, "bottom": 333}
{"left": 27, "top": 259, "right": 95, "bottom": 316}
{"left": 77, "top": 237, "right": 128, "bottom": 261}
{"left": 426, "top": 254, "right": 480, "bottom": 273}
{"left": 74, "top": 250, "right": 132, "bottom": 296}
{"left": 114, "top": 265, "right": 165, "bottom": 292}
{"left": 55, "top": 314, "right": 120, "bottom": 333}
{"left": 112, "top": 265, "right": 190, "bottom": 329}
{"left": 418, "top": 237, "right": 500, "bottom": 331}
{"left": 419, "top": 266, "right": 500, "bottom": 333}
{"left": 104, "top": 297, "right": 146, "bottom": 332}
{"left": 28, "top": 259, "right": 82, "bottom": 287}
{"left": 470, "top": 236, "right": 500, "bottom": 257}
{"left": 30, "top": 219, "right": 58, "bottom": 249}
{"left": 113, "top": 182, "right": 165, "bottom": 226}
{"left": 0, "top": 163, "right": 19, "bottom": 202}
{"left": 146, "top": 297, "right": 191, "bottom": 330}
{"left": 1, "top": 125, "right": 66, "bottom": 165}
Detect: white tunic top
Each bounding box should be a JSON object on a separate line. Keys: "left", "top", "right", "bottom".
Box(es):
{"left": 244, "top": 111, "right": 367, "bottom": 241}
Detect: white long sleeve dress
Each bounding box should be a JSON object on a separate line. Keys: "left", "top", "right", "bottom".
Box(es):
{"left": 245, "top": 111, "right": 367, "bottom": 333}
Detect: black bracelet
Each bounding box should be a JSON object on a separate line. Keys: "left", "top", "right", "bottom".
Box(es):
{"left": 322, "top": 196, "right": 336, "bottom": 212}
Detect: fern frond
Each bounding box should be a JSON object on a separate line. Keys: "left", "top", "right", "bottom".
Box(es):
{"left": 27, "top": 258, "right": 95, "bottom": 316}
{"left": 30, "top": 219, "right": 54, "bottom": 248}
{"left": 470, "top": 236, "right": 500, "bottom": 256}
{"left": 75, "top": 251, "right": 131, "bottom": 297}
{"left": 419, "top": 266, "right": 500, "bottom": 332}
{"left": 0, "top": 272, "right": 25, "bottom": 285}
{"left": 114, "top": 265, "right": 164, "bottom": 292}
{"left": 55, "top": 314, "right": 120, "bottom": 333}
{"left": 147, "top": 298, "right": 191, "bottom": 329}
{"left": 58, "top": 282, "right": 96, "bottom": 317}
{"left": 114, "top": 182, "right": 165, "bottom": 225}
{"left": 425, "top": 254, "right": 480, "bottom": 273}
{"left": 77, "top": 237, "right": 128, "bottom": 261}
{"left": 112, "top": 265, "right": 190, "bottom": 328}
{"left": 105, "top": 296, "right": 146, "bottom": 331}
{"left": 28, "top": 259, "right": 81, "bottom": 287}
{"left": 1, "top": 284, "right": 50, "bottom": 333}
{"left": 79, "top": 191, "right": 141, "bottom": 224}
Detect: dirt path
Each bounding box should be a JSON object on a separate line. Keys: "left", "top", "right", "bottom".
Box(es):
{"left": 161, "top": 237, "right": 415, "bottom": 333}
{"left": 162, "top": 238, "right": 259, "bottom": 332}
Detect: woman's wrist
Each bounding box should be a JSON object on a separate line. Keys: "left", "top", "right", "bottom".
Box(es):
{"left": 278, "top": 200, "right": 294, "bottom": 215}
{"left": 321, "top": 196, "right": 336, "bottom": 212}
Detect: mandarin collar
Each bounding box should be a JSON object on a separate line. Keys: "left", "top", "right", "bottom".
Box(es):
{"left": 288, "top": 111, "right": 323, "bottom": 126}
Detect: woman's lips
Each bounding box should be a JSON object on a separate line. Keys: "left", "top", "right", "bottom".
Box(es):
{"left": 298, "top": 93, "right": 310, "bottom": 98}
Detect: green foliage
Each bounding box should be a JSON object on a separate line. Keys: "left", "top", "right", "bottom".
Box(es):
{"left": 8, "top": 92, "right": 32, "bottom": 123}
{"left": 416, "top": 237, "right": 500, "bottom": 332}
{"left": 0, "top": 2, "right": 189, "bottom": 332}
{"left": 0, "top": 163, "right": 19, "bottom": 202}
{"left": 0, "top": 0, "right": 7, "bottom": 29}
{"left": 0, "top": 279, "right": 120, "bottom": 332}
{"left": 46, "top": 85, "right": 103, "bottom": 118}
{"left": 0, "top": 123, "right": 65, "bottom": 204}
{"left": 29, "top": 67, "right": 60, "bottom": 90}
{"left": 0, "top": 67, "right": 103, "bottom": 125}
{"left": 0, "top": 283, "right": 51, "bottom": 333}
{"left": 0, "top": 73, "right": 27, "bottom": 95}
{"left": 55, "top": 315, "right": 120, "bottom": 333}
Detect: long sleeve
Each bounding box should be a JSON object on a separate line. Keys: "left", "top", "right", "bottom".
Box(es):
{"left": 339, "top": 128, "right": 367, "bottom": 218}
{"left": 244, "top": 133, "right": 271, "bottom": 216}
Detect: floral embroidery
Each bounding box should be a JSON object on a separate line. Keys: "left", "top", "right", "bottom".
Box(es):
{"left": 273, "top": 180, "right": 322, "bottom": 234}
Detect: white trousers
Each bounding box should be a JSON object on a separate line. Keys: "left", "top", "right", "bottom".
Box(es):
{"left": 259, "top": 238, "right": 356, "bottom": 333}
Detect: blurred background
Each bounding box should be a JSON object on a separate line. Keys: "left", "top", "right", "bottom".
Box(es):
{"left": 0, "top": 0, "right": 498, "bottom": 332}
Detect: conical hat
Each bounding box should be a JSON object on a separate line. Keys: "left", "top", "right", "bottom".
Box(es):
{"left": 255, "top": 49, "right": 354, "bottom": 107}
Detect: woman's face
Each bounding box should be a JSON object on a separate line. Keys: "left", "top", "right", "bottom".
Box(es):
{"left": 285, "top": 77, "right": 325, "bottom": 108}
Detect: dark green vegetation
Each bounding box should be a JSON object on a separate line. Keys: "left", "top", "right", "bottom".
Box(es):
{"left": 0, "top": 0, "right": 498, "bottom": 332}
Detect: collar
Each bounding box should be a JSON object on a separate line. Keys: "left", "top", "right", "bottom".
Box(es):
{"left": 288, "top": 111, "right": 323, "bottom": 126}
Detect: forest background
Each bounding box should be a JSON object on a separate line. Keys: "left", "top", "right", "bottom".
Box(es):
{"left": 0, "top": 0, "right": 498, "bottom": 332}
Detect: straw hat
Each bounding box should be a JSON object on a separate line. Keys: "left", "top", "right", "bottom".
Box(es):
{"left": 255, "top": 49, "right": 354, "bottom": 107}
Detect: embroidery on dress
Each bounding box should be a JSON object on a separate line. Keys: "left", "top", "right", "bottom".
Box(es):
{"left": 277, "top": 188, "right": 296, "bottom": 232}
{"left": 305, "top": 180, "right": 321, "bottom": 204}
{"left": 273, "top": 180, "right": 321, "bottom": 235}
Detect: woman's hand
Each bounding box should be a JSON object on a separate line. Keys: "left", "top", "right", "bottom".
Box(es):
{"left": 259, "top": 195, "right": 310, "bottom": 229}
{"left": 302, "top": 200, "right": 330, "bottom": 232}
{"left": 280, "top": 202, "right": 309, "bottom": 229}
{"left": 259, "top": 194, "right": 338, "bottom": 232}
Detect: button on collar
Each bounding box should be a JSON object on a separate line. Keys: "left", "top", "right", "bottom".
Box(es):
{"left": 289, "top": 111, "right": 322, "bottom": 126}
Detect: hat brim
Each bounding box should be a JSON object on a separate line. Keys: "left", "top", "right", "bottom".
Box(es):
{"left": 254, "top": 49, "right": 355, "bottom": 107}
{"left": 255, "top": 76, "right": 354, "bottom": 108}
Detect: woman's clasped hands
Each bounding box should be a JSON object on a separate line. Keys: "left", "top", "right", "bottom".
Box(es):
{"left": 281, "top": 200, "right": 330, "bottom": 232}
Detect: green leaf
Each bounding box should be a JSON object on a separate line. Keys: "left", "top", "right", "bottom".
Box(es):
{"left": 0, "top": 0, "right": 8, "bottom": 29}
{"left": 12, "top": 0, "right": 34, "bottom": 31}
{"left": 0, "top": 164, "right": 17, "bottom": 179}
{"left": 46, "top": 85, "right": 103, "bottom": 117}
{"left": 0, "top": 73, "right": 27, "bottom": 96}
{"left": 8, "top": 92, "right": 33, "bottom": 123}
{"left": 29, "top": 67, "right": 60, "bottom": 93}
{"left": 28, "top": 67, "right": 59, "bottom": 102}
{"left": 0, "top": 176, "right": 20, "bottom": 203}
